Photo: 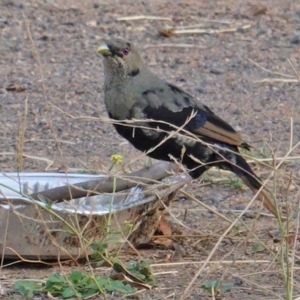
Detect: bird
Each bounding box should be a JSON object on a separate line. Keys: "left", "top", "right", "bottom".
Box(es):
{"left": 97, "top": 38, "right": 280, "bottom": 219}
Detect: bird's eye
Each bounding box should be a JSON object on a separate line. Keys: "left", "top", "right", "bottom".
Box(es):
{"left": 122, "top": 48, "right": 129, "bottom": 56}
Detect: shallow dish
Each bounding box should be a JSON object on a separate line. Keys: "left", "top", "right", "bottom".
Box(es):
{"left": 0, "top": 171, "right": 186, "bottom": 260}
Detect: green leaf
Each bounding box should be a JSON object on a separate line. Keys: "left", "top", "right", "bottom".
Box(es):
{"left": 126, "top": 259, "right": 154, "bottom": 283}
{"left": 47, "top": 273, "right": 66, "bottom": 284}
{"left": 44, "top": 274, "right": 67, "bottom": 294}
{"left": 201, "top": 279, "right": 220, "bottom": 290}
{"left": 221, "top": 283, "right": 233, "bottom": 292}
{"left": 104, "top": 232, "right": 123, "bottom": 244}
{"left": 90, "top": 242, "right": 108, "bottom": 259}
{"left": 106, "top": 280, "right": 134, "bottom": 294}
{"left": 96, "top": 275, "right": 110, "bottom": 288}
{"left": 62, "top": 287, "right": 76, "bottom": 298}
{"left": 13, "top": 281, "right": 40, "bottom": 297}
{"left": 201, "top": 280, "right": 233, "bottom": 295}
{"left": 14, "top": 258, "right": 153, "bottom": 298}
{"left": 85, "top": 281, "right": 98, "bottom": 291}
{"left": 252, "top": 242, "right": 266, "bottom": 252}
{"left": 82, "top": 276, "right": 93, "bottom": 286}
{"left": 82, "top": 288, "right": 98, "bottom": 298}
{"left": 68, "top": 270, "right": 84, "bottom": 284}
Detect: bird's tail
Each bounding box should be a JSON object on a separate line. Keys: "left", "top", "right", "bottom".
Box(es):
{"left": 233, "top": 155, "right": 281, "bottom": 220}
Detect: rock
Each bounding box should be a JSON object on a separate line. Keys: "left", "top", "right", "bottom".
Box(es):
{"left": 290, "top": 35, "right": 300, "bottom": 44}
{"left": 210, "top": 67, "right": 225, "bottom": 75}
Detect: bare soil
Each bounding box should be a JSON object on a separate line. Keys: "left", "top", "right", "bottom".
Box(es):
{"left": 1, "top": 0, "right": 300, "bottom": 299}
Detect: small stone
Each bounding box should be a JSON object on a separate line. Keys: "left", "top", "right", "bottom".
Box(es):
{"left": 86, "top": 20, "right": 97, "bottom": 28}
{"left": 194, "top": 86, "right": 205, "bottom": 93}
{"left": 235, "top": 205, "right": 246, "bottom": 210}
{"left": 290, "top": 35, "right": 300, "bottom": 44}
{"left": 294, "top": 10, "right": 300, "bottom": 19}
{"left": 210, "top": 67, "right": 225, "bottom": 75}
{"left": 234, "top": 278, "right": 243, "bottom": 286}
{"left": 206, "top": 211, "right": 214, "bottom": 218}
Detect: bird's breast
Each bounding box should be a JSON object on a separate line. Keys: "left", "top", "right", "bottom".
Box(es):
{"left": 104, "top": 89, "right": 136, "bottom": 120}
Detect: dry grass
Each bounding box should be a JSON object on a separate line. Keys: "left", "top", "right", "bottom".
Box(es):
{"left": 2, "top": 117, "right": 300, "bottom": 298}
{"left": 1, "top": 5, "right": 300, "bottom": 300}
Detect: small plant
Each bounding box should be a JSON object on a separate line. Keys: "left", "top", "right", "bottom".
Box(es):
{"left": 109, "top": 153, "right": 123, "bottom": 171}
{"left": 201, "top": 279, "right": 233, "bottom": 296}
{"left": 256, "top": 144, "right": 269, "bottom": 159}
{"left": 13, "top": 257, "right": 155, "bottom": 299}
{"left": 127, "top": 259, "right": 155, "bottom": 284}
{"left": 110, "top": 153, "right": 123, "bottom": 165}
{"left": 252, "top": 241, "right": 267, "bottom": 253}
{"left": 224, "top": 176, "right": 244, "bottom": 189}
{"left": 14, "top": 269, "right": 134, "bottom": 299}
{"left": 89, "top": 230, "right": 123, "bottom": 263}
{"left": 13, "top": 281, "right": 42, "bottom": 297}
{"left": 201, "top": 172, "right": 214, "bottom": 183}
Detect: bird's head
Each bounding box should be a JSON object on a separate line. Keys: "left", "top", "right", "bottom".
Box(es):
{"left": 97, "top": 38, "right": 142, "bottom": 79}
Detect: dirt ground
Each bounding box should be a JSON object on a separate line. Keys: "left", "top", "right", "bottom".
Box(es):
{"left": 1, "top": 0, "right": 300, "bottom": 299}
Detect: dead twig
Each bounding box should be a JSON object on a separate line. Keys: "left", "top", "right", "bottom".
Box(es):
{"left": 0, "top": 152, "right": 54, "bottom": 170}
{"left": 180, "top": 186, "right": 267, "bottom": 300}
{"left": 160, "top": 24, "right": 251, "bottom": 37}
{"left": 249, "top": 58, "right": 299, "bottom": 83}
{"left": 16, "top": 97, "right": 28, "bottom": 172}
{"left": 287, "top": 58, "right": 300, "bottom": 82}
{"left": 248, "top": 58, "right": 296, "bottom": 78}
{"left": 117, "top": 15, "right": 172, "bottom": 21}
{"left": 180, "top": 190, "right": 232, "bottom": 224}
{"left": 255, "top": 78, "right": 298, "bottom": 83}
{"left": 143, "top": 43, "right": 209, "bottom": 50}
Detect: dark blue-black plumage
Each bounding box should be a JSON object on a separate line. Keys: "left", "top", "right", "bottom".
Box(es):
{"left": 98, "top": 38, "right": 279, "bottom": 219}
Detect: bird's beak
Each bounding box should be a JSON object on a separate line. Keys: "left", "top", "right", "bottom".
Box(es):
{"left": 97, "top": 43, "right": 112, "bottom": 56}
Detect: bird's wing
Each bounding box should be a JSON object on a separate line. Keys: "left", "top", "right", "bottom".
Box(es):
{"left": 139, "top": 83, "right": 245, "bottom": 147}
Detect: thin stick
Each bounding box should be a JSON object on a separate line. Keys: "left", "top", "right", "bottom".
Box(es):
{"left": 180, "top": 190, "right": 232, "bottom": 224}
{"left": 290, "top": 118, "right": 293, "bottom": 152}
{"left": 180, "top": 185, "right": 267, "bottom": 300}
{"left": 174, "top": 21, "right": 233, "bottom": 29}
{"left": 160, "top": 201, "right": 205, "bottom": 234}
{"left": 197, "top": 18, "right": 233, "bottom": 25}
{"left": 170, "top": 24, "right": 251, "bottom": 35}
{"left": 248, "top": 58, "right": 296, "bottom": 78}
{"left": 16, "top": 96, "right": 28, "bottom": 172}
{"left": 143, "top": 44, "right": 208, "bottom": 49}
{"left": 169, "top": 208, "right": 275, "bottom": 218}
{"left": 24, "top": 138, "right": 76, "bottom": 145}
{"left": 287, "top": 58, "right": 300, "bottom": 81}
{"left": 51, "top": 104, "right": 300, "bottom": 166}
{"left": 246, "top": 155, "right": 300, "bottom": 164}
{"left": 0, "top": 152, "right": 54, "bottom": 170}
{"left": 153, "top": 271, "right": 178, "bottom": 275}
{"left": 290, "top": 195, "right": 300, "bottom": 298}
{"left": 117, "top": 15, "right": 172, "bottom": 21}
{"left": 150, "top": 260, "right": 271, "bottom": 267}
{"left": 255, "top": 78, "right": 298, "bottom": 83}
{"left": 24, "top": 14, "right": 64, "bottom": 169}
